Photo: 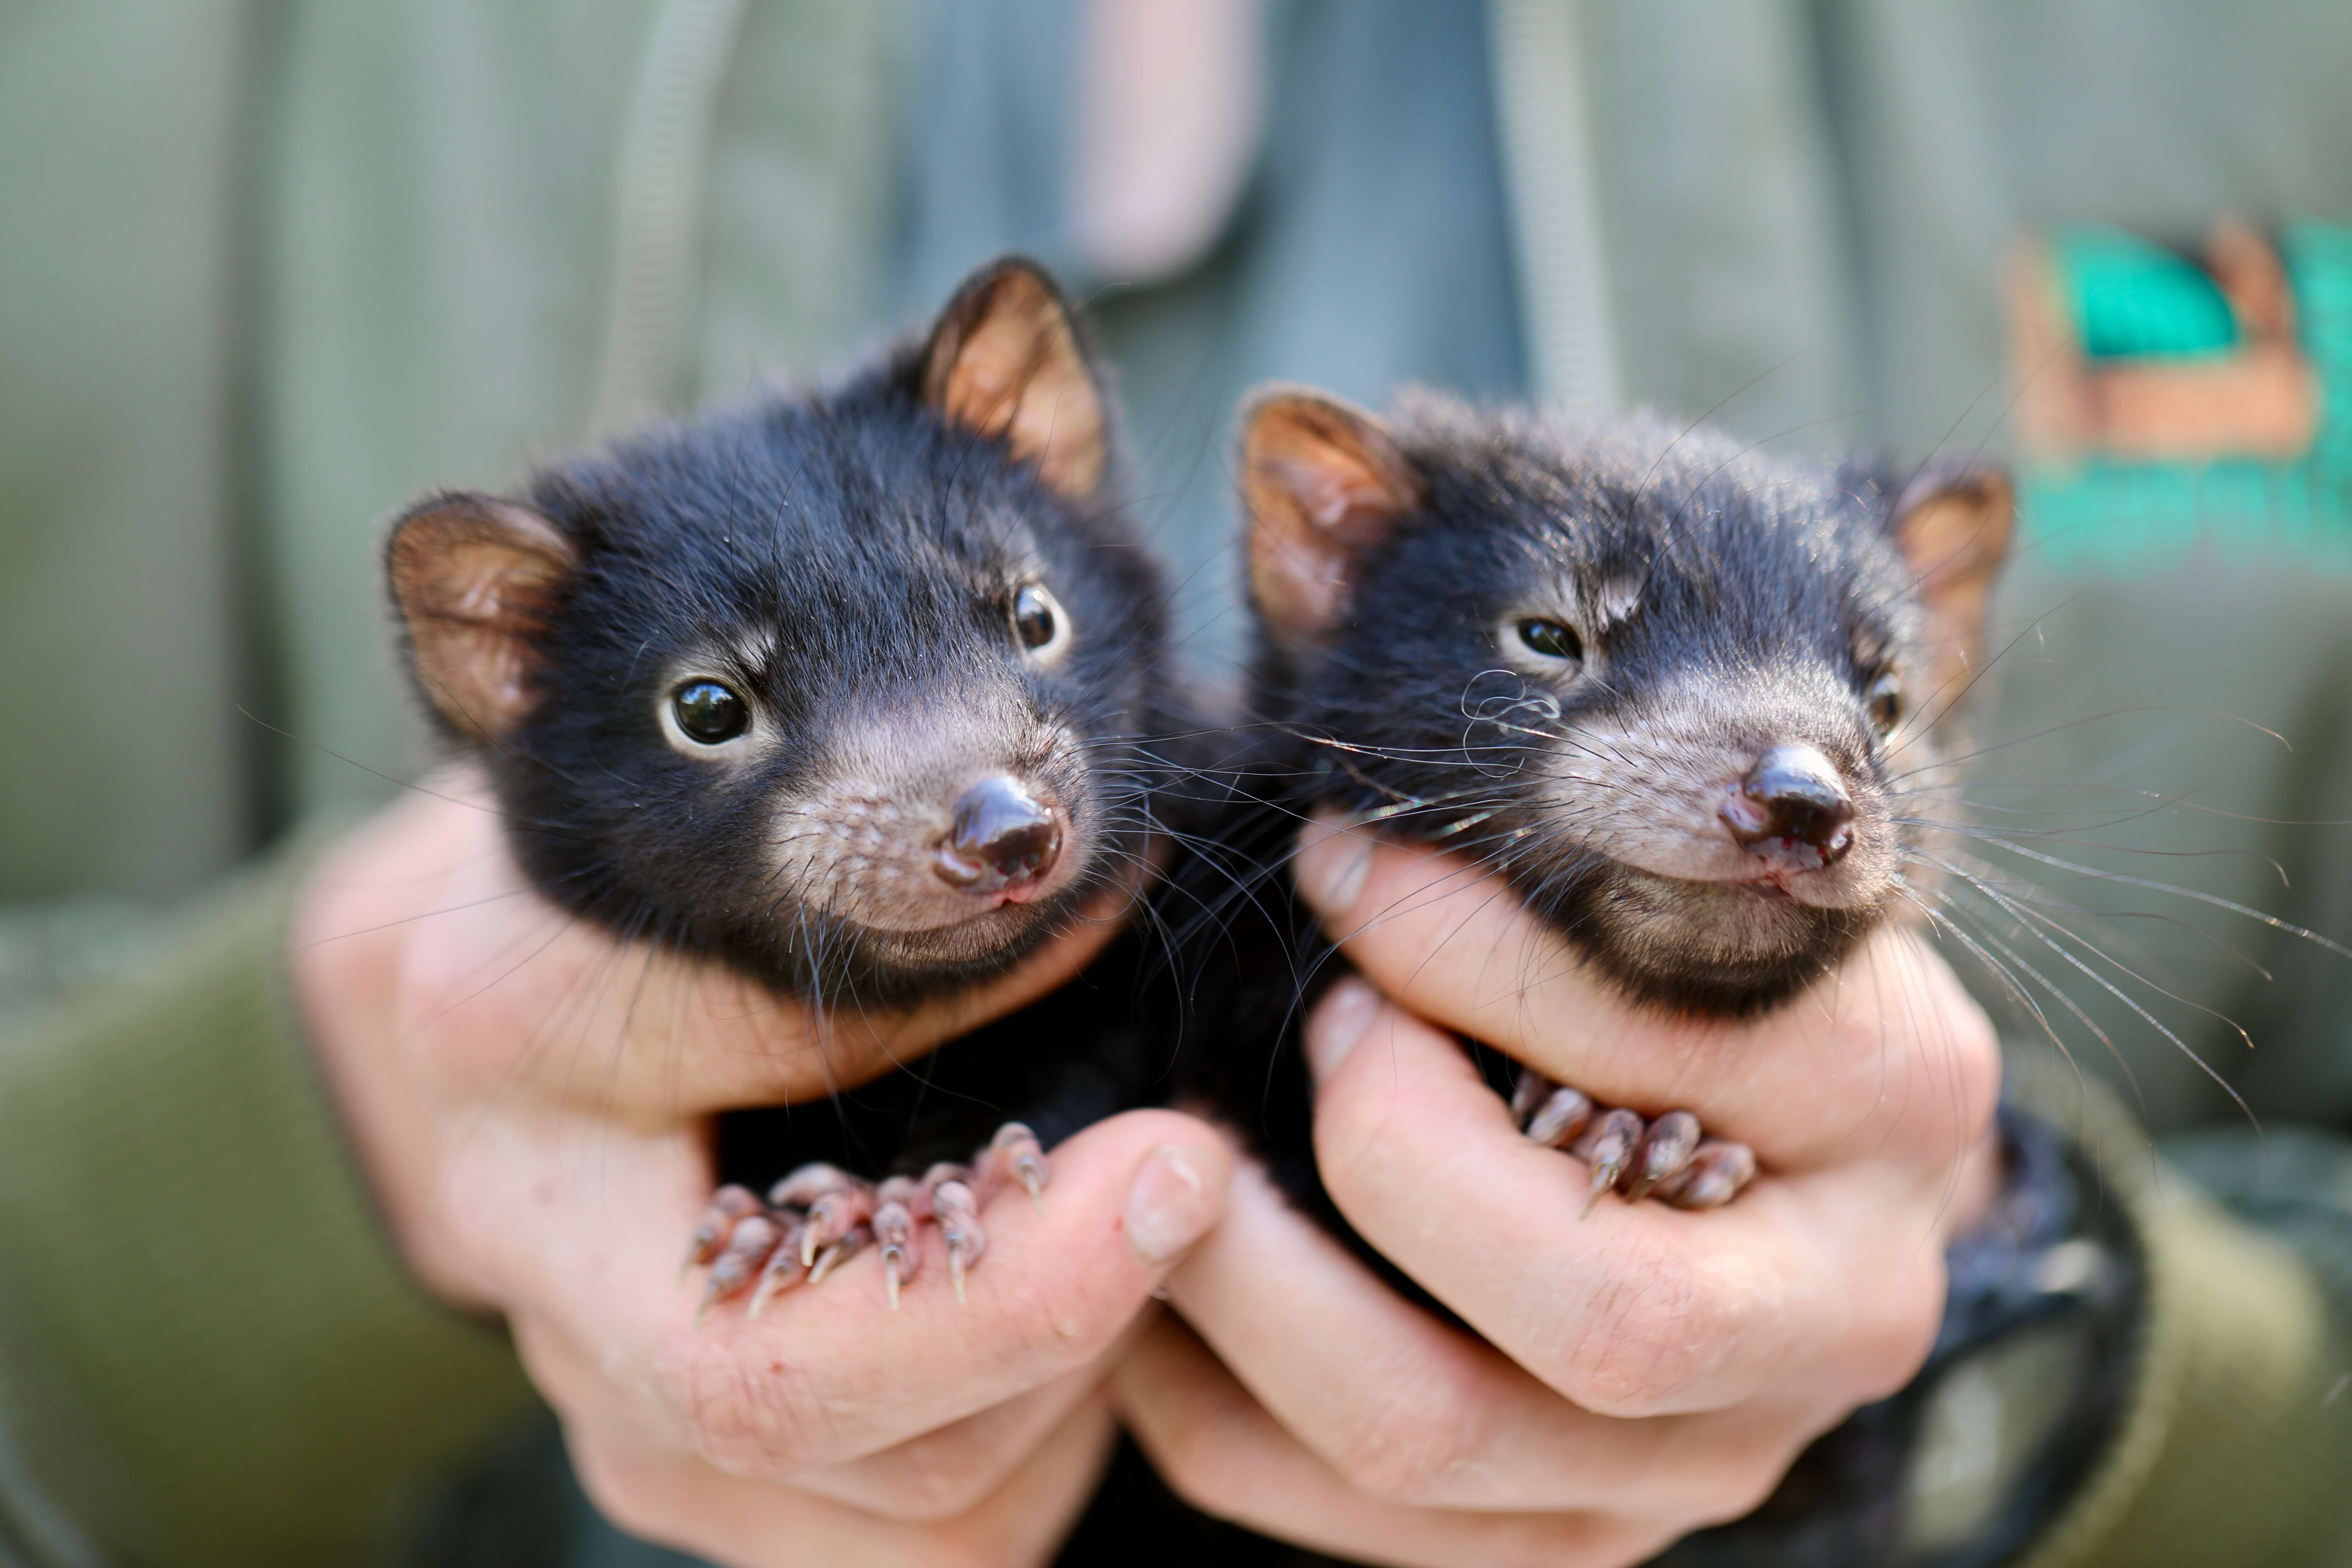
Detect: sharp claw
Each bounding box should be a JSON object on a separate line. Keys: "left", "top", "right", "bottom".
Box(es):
{"left": 748, "top": 1224, "right": 807, "bottom": 1318}
{"left": 1581, "top": 1161, "right": 1618, "bottom": 1219}
{"left": 1625, "top": 1110, "right": 1702, "bottom": 1203}
{"left": 693, "top": 1211, "right": 781, "bottom": 1322}
{"left": 809, "top": 1224, "right": 870, "bottom": 1286}
{"left": 1570, "top": 1109, "right": 1645, "bottom": 1218}
{"left": 684, "top": 1185, "right": 763, "bottom": 1275}
{"left": 980, "top": 1124, "right": 1050, "bottom": 1211}
{"left": 873, "top": 1188, "right": 919, "bottom": 1309}
{"left": 700, "top": 1249, "right": 758, "bottom": 1324}
{"left": 779, "top": 1171, "right": 876, "bottom": 1271}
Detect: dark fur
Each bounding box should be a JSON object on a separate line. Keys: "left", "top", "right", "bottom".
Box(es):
{"left": 1173, "top": 397, "right": 1968, "bottom": 1254}
{"left": 390, "top": 263, "right": 1182, "bottom": 1180}
{"left": 482, "top": 378, "right": 1166, "bottom": 1001}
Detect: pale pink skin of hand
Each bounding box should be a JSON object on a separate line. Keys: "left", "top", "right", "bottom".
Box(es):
{"left": 1108, "top": 823, "right": 2001, "bottom": 1568}
{"left": 293, "top": 776, "right": 1232, "bottom": 1566}
{"left": 293, "top": 781, "right": 1994, "bottom": 1566}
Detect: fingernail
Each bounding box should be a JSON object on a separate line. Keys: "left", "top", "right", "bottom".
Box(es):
{"left": 1306, "top": 979, "right": 1381, "bottom": 1084}
{"left": 1295, "top": 820, "right": 1373, "bottom": 916}
{"left": 1126, "top": 1146, "right": 1222, "bottom": 1266}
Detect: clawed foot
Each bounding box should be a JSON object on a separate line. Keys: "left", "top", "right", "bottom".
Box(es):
{"left": 1509, "top": 1071, "right": 1756, "bottom": 1212}
{"left": 685, "top": 1122, "right": 1050, "bottom": 1320}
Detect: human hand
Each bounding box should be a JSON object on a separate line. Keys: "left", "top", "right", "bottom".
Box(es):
{"left": 294, "top": 777, "right": 1231, "bottom": 1566}
{"left": 1114, "top": 821, "right": 2000, "bottom": 1566}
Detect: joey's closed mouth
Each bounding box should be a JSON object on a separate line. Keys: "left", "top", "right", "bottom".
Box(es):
{"left": 1615, "top": 860, "right": 1859, "bottom": 911}
{"left": 844, "top": 880, "right": 1108, "bottom": 974}
{"left": 835, "top": 854, "right": 1086, "bottom": 935}
{"left": 856, "top": 893, "right": 1069, "bottom": 944}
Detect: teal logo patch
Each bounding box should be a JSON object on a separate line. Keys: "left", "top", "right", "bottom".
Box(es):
{"left": 2010, "top": 222, "right": 2352, "bottom": 571}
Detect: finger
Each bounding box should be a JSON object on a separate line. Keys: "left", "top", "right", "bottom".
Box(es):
{"left": 502, "top": 1110, "right": 1230, "bottom": 1478}
{"left": 1161, "top": 1156, "right": 1811, "bottom": 1514}
{"left": 1303, "top": 983, "right": 1952, "bottom": 1416}
{"left": 1294, "top": 818, "right": 2000, "bottom": 1172}
{"left": 1114, "top": 1316, "right": 1675, "bottom": 1568}
{"left": 570, "top": 1389, "right": 1118, "bottom": 1568}
{"left": 786, "top": 1343, "right": 1133, "bottom": 1519}
{"left": 326, "top": 779, "right": 1132, "bottom": 1123}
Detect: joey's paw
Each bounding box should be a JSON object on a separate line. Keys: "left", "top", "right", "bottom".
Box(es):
{"left": 683, "top": 1164, "right": 869, "bottom": 1321}
{"left": 1510, "top": 1071, "right": 1756, "bottom": 1213}
{"left": 686, "top": 1122, "right": 1050, "bottom": 1321}
{"left": 973, "top": 1120, "right": 1050, "bottom": 1210}
{"left": 915, "top": 1119, "right": 1052, "bottom": 1306}
{"left": 1647, "top": 1138, "right": 1758, "bottom": 1209}
{"left": 685, "top": 1184, "right": 799, "bottom": 1321}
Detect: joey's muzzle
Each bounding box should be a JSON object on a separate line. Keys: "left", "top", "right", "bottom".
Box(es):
{"left": 1721, "top": 745, "right": 1855, "bottom": 870}
{"left": 934, "top": 776, "right": 1064, "bottom": 896}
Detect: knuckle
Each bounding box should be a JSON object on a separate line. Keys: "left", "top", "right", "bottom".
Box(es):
{"left": 667, "top": 1338, "right": 829, "bottom": 1476}
{"left": 1549, "top": 1250, "right": 1746, "bottom": 1416}
{"left": 1318, "top": 1377, "right": 1492, "bottom": 1505}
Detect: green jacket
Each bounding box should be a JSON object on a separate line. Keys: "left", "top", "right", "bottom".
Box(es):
{"left": 6, "top": 2, "right": 2352, "bottom": 1563}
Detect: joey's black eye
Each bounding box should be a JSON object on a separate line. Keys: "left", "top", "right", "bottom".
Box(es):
{"left": 1866, "top": 671, "right": 1903, "bottom": 734}
{"left": 1516, "top": 618, "right": 1583, "bottom": 662}
{"left": 1012, "top": 582, "right": 1071, "bottom": 660}
{"left": 671, "top": 681, "right": 749, "bottom": 744}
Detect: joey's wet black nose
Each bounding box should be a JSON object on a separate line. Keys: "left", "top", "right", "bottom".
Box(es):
{"left": 935, "top": 777, "right": 1063, "bottom": 891}
{"left": 1721, "top": 745, "right": 1855, "bottom": 868}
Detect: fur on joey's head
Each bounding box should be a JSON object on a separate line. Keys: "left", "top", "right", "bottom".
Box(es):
{"left": 1238, "top": 387, "right": 2013, "bottom": 1015}
{"left": 383, "top": 258, "right": 1172, "bottom": 1006}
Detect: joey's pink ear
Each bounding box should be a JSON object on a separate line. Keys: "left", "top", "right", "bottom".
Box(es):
{"left": 1889, "top": 459, "right": 2014, "bottom": 690}
{"left": 1241, "top": 389, "right": 1423, "bottom": 647}
{"left": 386, "top": 492, "right": 577, "bottom": 741}
{"left": 920, "top": 258, "right": 1107, "bottom": 500}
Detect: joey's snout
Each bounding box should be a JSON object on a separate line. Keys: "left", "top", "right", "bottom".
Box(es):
{"left": 1721, "top": 745, "right": 1855, "bottom": 871}
{"left": 934, "top": 776, "right": 1064, "bottom": 899}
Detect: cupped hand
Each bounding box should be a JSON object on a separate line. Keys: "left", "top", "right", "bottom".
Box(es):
{"left": 294, "top": 776, "right": 1231, "bottom": 1566}
{"left": 1115, "top": 818, "right": 2000, "bottom": 1567}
